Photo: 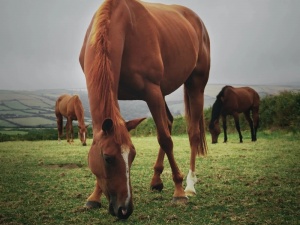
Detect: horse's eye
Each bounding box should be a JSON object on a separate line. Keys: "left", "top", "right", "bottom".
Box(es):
{"left": 103, "top": 154, "right": 114, "bottom": 165}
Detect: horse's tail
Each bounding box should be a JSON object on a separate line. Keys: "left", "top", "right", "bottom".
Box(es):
{"left": 55, "top": 98, "right": 63, "bottom": 137}
{"left": 184, "top": 86, "right": 207, "bottom": 156}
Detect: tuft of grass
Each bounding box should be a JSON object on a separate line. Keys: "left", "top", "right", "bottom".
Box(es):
{"left": 0, "top": 131, "right": 299, "bottom": 224}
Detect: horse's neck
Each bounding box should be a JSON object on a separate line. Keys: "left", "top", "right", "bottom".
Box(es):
{"left": 73, "top": 99, "right": 85, "bottom": 127}
{"left": 211, "top": 99, "right": 223, "bottom": 122}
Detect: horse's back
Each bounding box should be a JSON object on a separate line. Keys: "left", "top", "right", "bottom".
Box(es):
{"left": 119, "top": 1, "right": 209, "bottom": 96}
{"left": 222, "top": 86, "right": 255, "bottom": 113}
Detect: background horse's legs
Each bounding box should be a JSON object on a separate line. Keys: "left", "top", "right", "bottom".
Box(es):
{"left": 146, "top": 87, "right": 186, "bottom": 201}
{"left": 244, "top": 110, "right": 255, "bottom": 141}
{"left": 222, "top": 115, "right": 228, "bottom": 143}
{"left": 183, "top": 78, "right": 207, "bottom": 196}
{"left": 56, "top": 113, "right": 63, "bottom": 142}
{"left": 150, "top": 102, "right": 173, "bottom": 191}
{"left": 233, "top": 113, "right": 243, "bottom": 143}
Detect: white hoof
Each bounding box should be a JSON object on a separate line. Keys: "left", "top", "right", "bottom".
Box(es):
{"left": 184, "top": 169, "right": 197, "bottom": 196}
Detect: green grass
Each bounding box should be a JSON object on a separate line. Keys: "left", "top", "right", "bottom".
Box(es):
{"left": 0, "top": 132, "right": 299, "bottom": 224}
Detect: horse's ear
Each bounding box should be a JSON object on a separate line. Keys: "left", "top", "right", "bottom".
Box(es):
{"left": 102, "top": 118, "right": 114, "bottom": 134}
{"left": 126, "top": 118, "right": 146, "bottom": 131}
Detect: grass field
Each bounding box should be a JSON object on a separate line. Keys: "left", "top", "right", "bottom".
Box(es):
{"left": 0, "top": 131, "right": 299, "bottom": 224}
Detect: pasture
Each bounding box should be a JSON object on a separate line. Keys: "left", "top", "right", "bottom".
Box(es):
{"left": 0, "top": 132, "right": 299, "bottom": 224}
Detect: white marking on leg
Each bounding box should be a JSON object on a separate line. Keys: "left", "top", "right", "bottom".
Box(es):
{"left": 121, "top": 145, "right": 131, "bottom": 206}
{"left": 185, "top": 169, "right": 197, "bottom": 195}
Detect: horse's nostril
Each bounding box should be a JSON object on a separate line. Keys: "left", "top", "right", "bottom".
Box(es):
{"left": 121, "top": 208, "right": 127, "bottom": 215}
{"left": 117, "top": 206, "right": 131, "bottom": 219}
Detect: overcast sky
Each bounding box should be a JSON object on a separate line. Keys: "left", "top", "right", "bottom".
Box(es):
{"left": 0, "top": 0, "right": 299, "bottom": 90}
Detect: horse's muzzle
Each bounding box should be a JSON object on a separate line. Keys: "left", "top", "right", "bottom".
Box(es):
{"left": 109, "top": 202, "right": 133, "bottom": 219}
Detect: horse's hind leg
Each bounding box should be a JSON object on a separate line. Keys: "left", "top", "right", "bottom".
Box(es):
{"left": 146, "top": 87, "right": 186, "bottom": 202}
{"left": 244, "top": 110, "right": 255, "bottom": 141}
{"left": 56, "top": 113, "right": 63, "bottom": 142}
{"left": 150, "top": 101, "right": 173, "bottom": 191}
{"left": 184, "top": 74, "right": 208, "bottom": 196}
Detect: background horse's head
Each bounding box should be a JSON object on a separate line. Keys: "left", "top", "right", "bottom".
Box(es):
{"left": 88, "top": 118, "right": 145, "bottom": 219}
{"left": 78, "top": 125, "right": 89, "bottom": 146}
{"left": 209, "top": 120, "right": 221, "bottom": 144}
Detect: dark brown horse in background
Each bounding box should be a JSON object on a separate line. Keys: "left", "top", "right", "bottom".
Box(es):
{"left": 55, "top": 94, "right": 88, "bottom": 146}
{"left": 79, "top": 0, "right": 210, "bottom": 219}
{"left": 209, "top": 86, "right": 260, "bottom": 143}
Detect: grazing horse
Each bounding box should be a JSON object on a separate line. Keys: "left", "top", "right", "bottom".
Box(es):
{"left": 79, "top": 0, "right": 210, "bottom": 219}
{"left": 209, "top": 86, "right": 260, "bottom": 143}
{"left": 55, "top": 94, "right": 88, "bottom": 146}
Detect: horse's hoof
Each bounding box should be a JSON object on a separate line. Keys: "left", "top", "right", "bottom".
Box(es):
{"left": 185, "top": 190, "right": 196, "bottom": 197}
{"left": 151, "top": 183, "right": 164, "bottom": 192}
{"left": 85, "top": 201, "right": 101, "bottom": 209}
{"left": 172, "top": 196, "right": 188, "bottom": 204}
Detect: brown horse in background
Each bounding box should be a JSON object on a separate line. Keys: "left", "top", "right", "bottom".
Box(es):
{"left": 79, "top": 0, "right": 210, "bottom": 219}
{"left": 209, "top": 86, "right": 260, "bottom": 143}
{"left": 55, "top": 94, "right": 88, "bottom": 146}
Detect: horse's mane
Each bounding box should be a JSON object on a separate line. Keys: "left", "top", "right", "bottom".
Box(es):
{"left": 209, "top": 86, "right": 230, "bottom": 128}
{"left": 87, "top": 0, "right": 130, "bottom": 145}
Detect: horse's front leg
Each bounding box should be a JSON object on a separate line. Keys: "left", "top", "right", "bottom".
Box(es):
{"left": 151, "top": 148, "right": 165, "bottom": 191}
{"left": 66, "top": 120, "right": 70, "bottom": 143}
{"left": 70, "top": 120, "right": 74, "bottom": 143}
{"left": 233, "top": 113, "right": 243, "bottom": 143}
{"left": 146, "top": 87, "right": 186, "bottom": 202}
{"left": 85, "top": 180, "right": 102, "bottom": 209}
{"left": 150, "top": 102, "right": 173, "bottom": 191}
{"left": 222, "top": 115, "right": 228, "bottom": 143}
{"left": 252, "top": 108, "right": 260, "bottom": 142}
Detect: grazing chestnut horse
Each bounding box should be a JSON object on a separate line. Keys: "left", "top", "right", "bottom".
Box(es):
{"left": 209, "top": 86, "right": 260, "bottom": 143}
{"left": 55, "top": 94, "right": 88, "bottom": 146}
{"left": 79, "top": 0, "right": 210, "bottom": 219}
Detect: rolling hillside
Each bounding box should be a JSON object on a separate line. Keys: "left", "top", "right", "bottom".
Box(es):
{"left": 0, "top": 85, "right": 299, "bottom": 128}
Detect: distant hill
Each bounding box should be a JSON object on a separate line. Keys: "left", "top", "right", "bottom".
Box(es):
{"left": 0, "top": 84, "right": 299, "bottom": 128}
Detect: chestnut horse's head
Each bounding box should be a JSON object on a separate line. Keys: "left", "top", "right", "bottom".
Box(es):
{"left": 78, "top": 125, "right": 89, "bottom": 146}
{"left": 209, "top": 120, "right": 221, "bottom": 144}
{"left": 89, "top": 118, "right": 145, "bottom": 219}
